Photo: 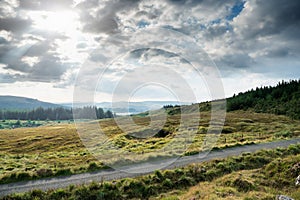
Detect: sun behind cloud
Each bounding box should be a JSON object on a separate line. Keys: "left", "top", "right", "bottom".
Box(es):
{"left": 29, "top": 10, "right": 80, "bottom": 35}
{"left": 27, "top": 9, "right": 87, "bottom": 65}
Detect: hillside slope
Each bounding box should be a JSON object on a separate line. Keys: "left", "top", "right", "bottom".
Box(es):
{"left": 0, "top": 96, "right": 62, "bottom": 110}
{"left": 227, "top": 80, "right": 300, "bottom": 119}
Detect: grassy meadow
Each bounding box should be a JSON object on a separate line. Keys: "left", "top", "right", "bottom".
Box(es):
{"left": 3, "top": 143, "right": 300, "bottom": 199}
{"left": 0, "top": 107, "right": 299, "bottom": 184}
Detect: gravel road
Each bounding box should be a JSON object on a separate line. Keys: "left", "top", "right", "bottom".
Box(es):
{"left": 1, "top": 138, "right": 300, "bottom": 197}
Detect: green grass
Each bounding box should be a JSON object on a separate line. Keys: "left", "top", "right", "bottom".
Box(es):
{"left": 2, "top": 144, "right": 300, "bottom": 200}
{"left": 0, "top": 124, "right": 104, "bottom": 184}
{"left": 0, "top": 110, "right": 299, "bottom": 184}
{"left": 0, "top": 119, "right": 72, "bottom": 129}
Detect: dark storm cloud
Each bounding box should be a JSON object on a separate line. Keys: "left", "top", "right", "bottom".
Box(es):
{"left": 4, "top": 62, "right": 31, "bottom": 74}
{"left": 0, "top": 58, "right": 69, "bottom": 83}
{"left": 2, "top": 62, "right": 70, "bottom": 83}
{"left": 28, "top": 55, "right": 70, "bottom": 81}
{"left": 235, "top": 0, "right": 300, "bottom": 40}
{"left": 25, "top": 40, "right": 53, "bottom": 57}
{"left": 3, "top": 53, "right": 71, "bottom": 83}
{"left": 0, "top": 17, "right": 32, "bottom": 33}
{"left": 265, "top": 48, "right": 290, "bottom": 58}
{"left": 0, "top": 0, "right": 75, "bottom": 85}
{"left": 126, "top": 48, "right": 190, "bottom": 67}
{"left": 1, "top": 39, "right": 51, "bottom": 68}
{"left": 217, "top": 53, "right": 254, "bottom": 69}
{"left": 228, "top": 0, "right": 300, "bottom": 77}
{"left": 128, "top": 48, "right": 179, "bottom": 60}
{"left": 77, "top": 0, "right": 140, "bottom": 34}
{"left": 0, "top": 1, "right": 31, "bottom": 35}
{"left": 0, "top": 37, "right": 8, "bottom": 44}
{"left": 0, "top": 38, "right": 71, "bottom": 83}
{"left": 0, "top": 43, "right": 31, "bottom": 73}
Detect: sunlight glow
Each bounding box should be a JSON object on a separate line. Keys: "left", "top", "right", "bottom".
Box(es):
{"left": 29, "top": 10, "right": 80, "bottom": 34}
{"left": 28, "top": 10, "right": 88, "bottom": 63}
{"left": 21, "top": 56, "right": 40, "bottom": 67}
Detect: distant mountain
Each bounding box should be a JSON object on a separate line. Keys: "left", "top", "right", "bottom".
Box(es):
{"left": 64, "top": 101, "right": 190, "bottom": 115}
{"left": 0, "top": 96, "right": 63, "bottom": 110}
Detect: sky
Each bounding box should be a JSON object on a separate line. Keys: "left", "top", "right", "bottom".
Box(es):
{"left": 0, "top": 0, "right": 299, "bottom": 103}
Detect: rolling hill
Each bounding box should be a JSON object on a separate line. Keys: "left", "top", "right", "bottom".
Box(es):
{"left": 227, "top": 80, "right": 300, "bottom": 119}
{"left": 161, "top": 80, "right": 300, "bottom": 120}
{"left": 0, "top": 96, "right": 62, "bottom": 110}
{"left": 1, "top": 80, "right": 299, "bottom": 118}
{"left": 63, "top": 101, "right": 189, "bottom": 115}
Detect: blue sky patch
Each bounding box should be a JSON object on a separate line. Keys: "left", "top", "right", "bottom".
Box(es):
{"left": 226, "top": 1, "right": 245, "bottom": 21}
{"left": 137, "top": 20, "right": 150, "bottom": 28}
{"left": 211, "top": 18, "right": 221, "bottom": 25}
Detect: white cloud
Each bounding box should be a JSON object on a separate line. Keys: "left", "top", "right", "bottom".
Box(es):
{"left": 0, "top": 0, "right": 299, "bottom": 102}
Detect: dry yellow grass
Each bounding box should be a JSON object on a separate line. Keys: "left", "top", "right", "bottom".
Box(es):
{"left": 0, "top": 110, "right": 299, "bottom": 182}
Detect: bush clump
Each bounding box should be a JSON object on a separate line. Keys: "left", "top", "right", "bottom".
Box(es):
{"left": 36, "top": 168, "right": 53, "bottom": 177}
{"left": 231, "top": 177, "right": 255, "bottom": 192}
{"left": 3, "top": 144, "right": 300, "bottom": 200}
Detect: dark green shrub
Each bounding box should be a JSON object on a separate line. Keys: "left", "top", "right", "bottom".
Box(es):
{"left": 87, "top": 162, "right": 100, "bottom": 171}
{"left": 275, "top": 130, "right": 293, "bottom": 138}
{"left": 162, "top": 178, "right": 173, "bottom": 188}
{"left": 221, "top": 126, "right": 235, "bottom": 133}
{"left": 287, "top": 145, "right": 300, "bottom": 154}
{"left": 204, "top": 169, "right": 222, "bottom": 181}
{"left": 174, "top": 168, "right": 184, "bottom": 176}
{"left": 49, "top": 188, "right": 68, "bottom": 200}
{"left": 16, "top": 172, "right": 31, "bottom": 180}
{"left": 89, "top": 181, "right": 101, "bottom": 190}
{"left": 154, "top": 170, "right": 164, "bottom": 181}
{"left": 126, "top": 180, "right": 147, "bottom": 198}
{"left": 36, "top": 168, "right": 53, "bottom": 177}
{"left": 232, "top": 178, "right": 254, "bottom": 192}
{"left": 55, "top": 168, "right": 72, "bottom": 176}
{"left": 74, "top": 186, "right": 90, "bottom": 200}
{"left": 154, "top": 129, "right": 171, "bottom": 138}
{"left": 30, "top": 189, "right": 45, "bottom": 199}
{"left": 162, "top": 170, "right": 176, "bottom": 180}
{"left": 184, "top": 150, "right": 199, "bottom": 156}
{"left": 10, "top": 173, "right": 17, "bottom": 179}
{"left": 177, "top": 175, "right": 195, "bottom": 187}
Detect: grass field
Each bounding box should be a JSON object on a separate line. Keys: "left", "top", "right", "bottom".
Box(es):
{"left": 0, "top": 108, "right": 299, "bottom": 183}
{"left": 0, "top": 119, "right": 72, "bottom": 129}
{"left": 3, "top": 143, "right": 300, "bottom": 199}
{"left": 158, "top": 151, "right": 300, "bottom": 200}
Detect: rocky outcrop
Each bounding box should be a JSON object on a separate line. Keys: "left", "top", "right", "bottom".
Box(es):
{"left": 296, "top": 174, "right": 300, "bottom": 186}
{"left": 276, "top": 195, "right": 294, "bottom": 200}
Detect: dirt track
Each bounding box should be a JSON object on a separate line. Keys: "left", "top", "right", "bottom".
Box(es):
{"left": 1, "top": 138, "right": 300, "bottom": 197}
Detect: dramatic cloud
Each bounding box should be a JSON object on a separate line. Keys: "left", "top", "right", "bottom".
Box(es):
{"left": 0, "top": 0, "right": 299, "bottom": 102}
{"left": 233, "top": 0, "right": 300, "bottom": 40}
{"left": 0, "top": 17, "right": 32, "bottom": 33}
{"left": 19, "top": 0, "right": 74, "bottom": 11}
{"left": 77, "top": 0, "right": 141, "bottom": 34}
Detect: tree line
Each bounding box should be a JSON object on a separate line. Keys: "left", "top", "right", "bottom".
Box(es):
{"left": 0, "top": 106, "right": 115, "bottom": 120}
{"left": 227, "top": 79, "right": 300, "bottom": 119}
